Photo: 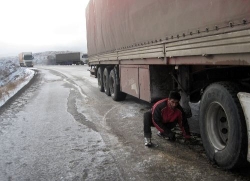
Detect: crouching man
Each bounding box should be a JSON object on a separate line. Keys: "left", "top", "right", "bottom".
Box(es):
{"left": 144, "top": 91, "right": 191, "bottom": 146}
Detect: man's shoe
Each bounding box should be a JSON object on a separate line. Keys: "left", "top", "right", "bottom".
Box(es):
{"left": 157, "top": 132, "right": 167, "bottom": 139}
{"left": 144, "top": 138, "right": 152, "bottom": 146}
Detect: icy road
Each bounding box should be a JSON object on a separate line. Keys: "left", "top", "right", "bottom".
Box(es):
{"left": 0, "top": 65, "right": 249, "bottom": 181}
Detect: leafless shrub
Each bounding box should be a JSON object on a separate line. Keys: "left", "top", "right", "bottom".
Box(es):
{"left": 0, "top": 76, "right": 26, "bottom": 100}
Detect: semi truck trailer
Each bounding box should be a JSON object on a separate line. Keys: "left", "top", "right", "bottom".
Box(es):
{"left": 18, "top": 53, "right": 26, "bottom": 67}
{"left": 55, "top": 52, "right": 81, "bottom": 65}
{"left": 85, "top": 0, "right": 250, "bottom": 169}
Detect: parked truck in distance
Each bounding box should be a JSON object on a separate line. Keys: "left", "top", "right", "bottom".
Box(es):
{"left": 86, "top": 0, "right": 250, "bottom": 169}
{"left": 18, "top": 52, "right": 34, "bottom": 67}
{"left": 55, "top": 52, "right": 82, "bottom": 65}
{"left": 81, "top": 53, "right": 88, "bottom": 65}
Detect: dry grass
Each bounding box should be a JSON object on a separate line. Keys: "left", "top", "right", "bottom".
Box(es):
{"left": 0, "top": 77, "right": 26, "bottom": 99}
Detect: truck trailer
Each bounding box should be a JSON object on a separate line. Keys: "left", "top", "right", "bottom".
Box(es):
{"left": 18, "top": 53, "right": 26, "bottom": 67}
{"left": 55, "top": 52, "right": 81, "bottom": 65}
{"left": 86, "top": 0, "right": 250, "bottom": 169}
{"left": 18, "top": 52, "right": 34, "bottom": 67}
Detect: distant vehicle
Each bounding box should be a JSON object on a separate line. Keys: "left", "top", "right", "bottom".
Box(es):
{"left": 55, "top": 52, "right": 81, "bottom": 65}
{"left": 18, "top": 52, "right": 34, "bottom": 67}
{"left": 81, "top": 53, "right": 88, "bottom": 65}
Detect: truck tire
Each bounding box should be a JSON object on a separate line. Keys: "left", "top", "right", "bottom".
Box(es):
{"left": 103, "top": 67, "right": 112, "bottom": 96}
{"left": 199, "top": 82, "right": 247, "bottom": 169}
{"left": 109, "top": 69, "right": 126, "bottom": 101}
{"left": 97, "top": 67, "right": 104, "bottom": 92}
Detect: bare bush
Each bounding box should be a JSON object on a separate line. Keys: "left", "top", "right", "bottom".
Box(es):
{"left": 0, "top": 76, "right": 26, "bottom": 100}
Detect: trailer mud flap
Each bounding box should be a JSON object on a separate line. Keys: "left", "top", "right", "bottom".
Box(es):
{"left": 238, "top": 92, "right": 250, "bottom": 162}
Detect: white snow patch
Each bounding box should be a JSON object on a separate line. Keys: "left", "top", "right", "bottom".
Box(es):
{"left": 0, "top": 56, "right": 34, "bottom": 108}
{"left": 120, "top": 105, "right": 138, "bottom": 119}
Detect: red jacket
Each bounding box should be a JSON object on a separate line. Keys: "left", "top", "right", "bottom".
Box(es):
{"left": 152, "top": 98, "right": 190, "bottom": 138}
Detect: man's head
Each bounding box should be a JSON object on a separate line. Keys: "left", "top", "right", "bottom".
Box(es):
{"left": 168, "top": 91, "right": 181, "bottom": 109}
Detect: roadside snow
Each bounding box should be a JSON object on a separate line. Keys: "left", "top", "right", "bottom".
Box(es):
{"left": 0, "top": 57, "right": 34, "bottom": 108}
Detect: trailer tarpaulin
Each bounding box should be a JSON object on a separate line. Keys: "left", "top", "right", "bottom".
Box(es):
{"left": 86, "top": 0, "right": 250, "bottom": 56}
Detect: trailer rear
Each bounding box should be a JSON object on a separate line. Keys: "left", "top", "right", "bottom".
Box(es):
{"left": 18, "top": 53, "right": 26, "bottom": 67}
{"left": 55, "top": 52, "right": 81, "bottom": 65}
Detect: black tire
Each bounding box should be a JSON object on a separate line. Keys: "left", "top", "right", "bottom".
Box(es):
{"left": 103, "top": 67, "right": 112, "bottom": 96}
{"left": 97, "top": 67, "right": 104, "bottom": 92}
{"left": 109, "top": 69, "right": 127, "bottom": 101}
{"left": 199, "top": 82, "right": 247, "bottom": 169}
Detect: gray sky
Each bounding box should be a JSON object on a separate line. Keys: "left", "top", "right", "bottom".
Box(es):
{"left": 0, "top": 0, "right": 90, "bottom": 57}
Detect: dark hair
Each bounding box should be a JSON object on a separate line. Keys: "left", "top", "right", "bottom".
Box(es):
{"left": 169, "top": 91, "right": 181, "bottom": 101}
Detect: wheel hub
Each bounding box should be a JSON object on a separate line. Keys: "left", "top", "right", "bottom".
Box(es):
{"left": 206, "top": 102, "right": 229, "bottom": 150}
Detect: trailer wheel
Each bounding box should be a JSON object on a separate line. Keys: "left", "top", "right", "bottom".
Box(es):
{"left": 109, "top": 69, "right": 126, "bottom": 101}
{"left": 103, "top": 67, "right": 112, "bottom": 96}
{"left": 199, "top": 82, "right": 247, "bottom": 169}
{"left": 97, "top": 67, "right": 104, "bottom": 92}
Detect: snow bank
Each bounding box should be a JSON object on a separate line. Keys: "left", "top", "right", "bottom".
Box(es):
{"left": 0, "top": 57, "right": 34, "bottom": 107}
{"left": 0, "top": 57, "right": 20, "bottom": 86}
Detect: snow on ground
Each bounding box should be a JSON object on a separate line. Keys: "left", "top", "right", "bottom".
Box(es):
{"left": 0, "top": 57, "right": 34, "bottom": 108}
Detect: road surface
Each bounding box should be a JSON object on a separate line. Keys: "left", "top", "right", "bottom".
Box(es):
{"left": 0, "top": 65, "right": 249, "bottom": 181}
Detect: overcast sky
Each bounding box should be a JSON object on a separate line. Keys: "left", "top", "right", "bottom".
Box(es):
{"left": 0, "top": 0, "right": 90, "bottom": 57}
